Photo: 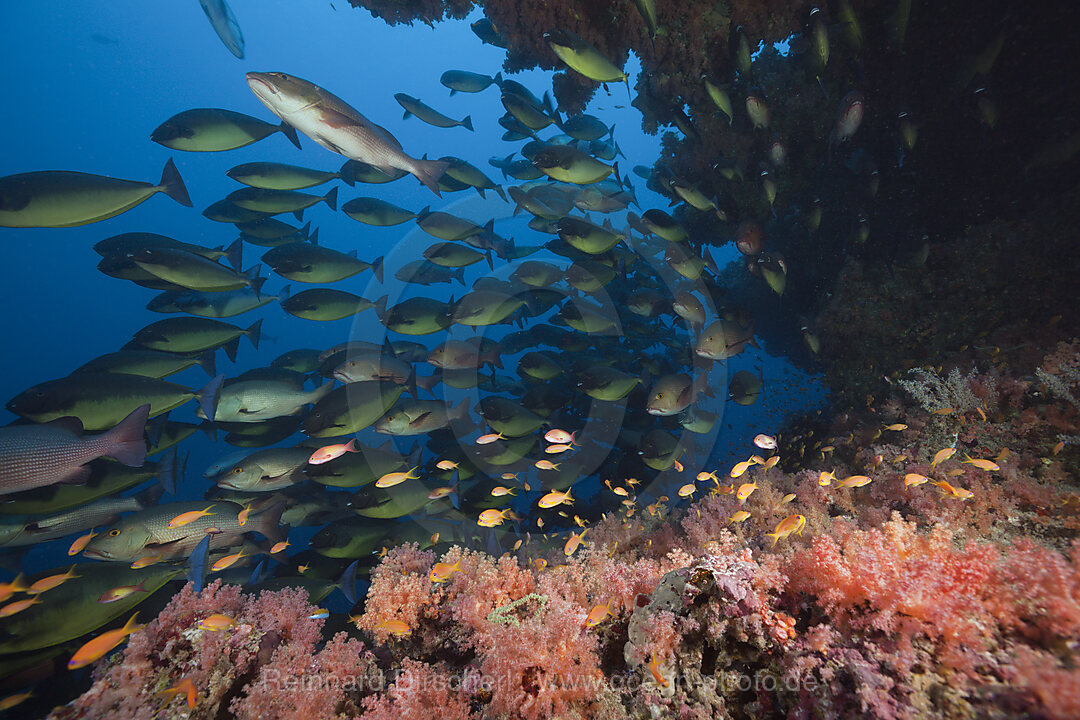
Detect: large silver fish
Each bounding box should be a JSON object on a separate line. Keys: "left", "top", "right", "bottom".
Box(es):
{"left": 198, "top": 0, "right": 245, "bottom": 58}
{"left": 246, "top": 71, "right": 449, "bottom": 196}
{"left": 0, "top": 404, "right": 149, "bottom": 495}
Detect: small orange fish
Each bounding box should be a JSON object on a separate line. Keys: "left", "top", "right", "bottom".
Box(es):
{"left": 544, "top": 429, "right": 576, "bottom": 444}
{"left": 673, "top": 459, "right": 684, "bottom": 472}
{"left": 533, "top": 558, "right": 548, "bottom": 571}
{"left": 766, "top": 514, "right": 806, "bottom": 547}
{"left": 677, "top": 483, "right": 696, "bottom": 498}
{"left": 995, "top": 447, "right": 1011, "bottom": 462}
{"left": 157, "top": 677, "right": 197, "bottom": 708}
{"left": 564, "top": 528, "right": 587, "bottom": 556}
{"left": 478, "top": 508, "right": 511, "bottom": 527}
{"left": 545, "top": 443, "right": 574, "bottom": 454}
{"left": 904, "top": 473, "right": 930, "bottom": 488}
{"left": 376, "top": 466, "right": 421, "bottom": 488}
{"left": 428, "top": 484, "right": 457, "bottom": 499}
{"left": 168, "top": 506, "right": 215, "bottom": 529}
{"left": 198, "top": 614, "right": 235, "bottom": 632}
{"left": 0, "top": 597, "right": 40, "bottom": 618}
{"left": 778, "top": 493, "right": 796, "bottom": 506}
{"left": 837, "top": 475, "right": 872, "bottom": 488}
{"left": 730, "top": 460, "right": 754, "bottom": 478}
{"left": 68, "top": 613, "right": 142, "bottom": 669}
{"left": 28, "top": 566, "right": 79, "bottom": 595}
{"left": 490, "top": 486, "right": 517, "bottom": 497}
{"left": 647, "top": 656, "right": 668, "bottom": 687}
{"left": 736, "top": 481, "right": 757, "bottom": 504}
{"left": 69, "top": 529, "right": 98, "bottom": 556}
{"left": 1053, "top": 440, "right": 1065, "bottom": 456}
{"left": 962, "top": 457, "right": 999, "bottom": 472}
{"left": 436, "top": 459, "right": 460, "bottom": 471}
{"left": 696, "top": 471, "right": 719, "bottom": 483}
{"left": 538, "top": 489, "right": 573, "bottom": 508}
{"left": 976, "top": 406, "right": 987, "bottom": 422}
{"left": 0, "top": 691, "right": 33, "bottom": 711}
{"left": 753, "top": 433, "right": 777, "bottom": 450}
{"left": 533, "top": 459, "right": 559, "bottom": 471}
{"left": 932, "top": 407, "right": 955, "bottom": 415}
{"left": 476, "top": 432, "right": 505, "bottom": 445}
{"left": 429, "top": 559, "right": 463, "bottom": 583}
{"left": 817, "top": 470, "right": 835, "bottom": 486}
{"left": 749, "top": 455, "right": 766, "bottom": 465}
{"left": 269, "top": 539, "right": 290, "bottom": 554}
{"left": 930, "top": 447, "right": 956, "bottom": 468}
{"left": 130, "top": 555, "right": 162, "bottom": 569}
{"left": 0, "top": 574, "right": 27, "bottom": 603}
{"left": 763, "top": 455, "right": 780, "bottom": 469}
{"left": 584, "top": 601, "right": 611, "bottom": 627}
{"left": 98, "top": 580, "right": 150, "bottom": 604}
{"left": 883, "top": 423, "right": 908, "bottom": 431}
{"left": 236, "top": 502, "right": 252, "bottom": 527}
{"left": 308, "top": 439, "right": 358, "bottom": 465}
{"left": 933, "top": 480, "right": 974, "bottom": 500}
{"left": 500, "top": 472, "right": 518, "bottom": 481}
{"left": 211, "top": 549, "right": 247, "bottom": 572}
{"left": 375, "top": 619, "right": 411, "bottom": 637}
{"left": 728, "top": 510, "right": 751, "bottom": 524}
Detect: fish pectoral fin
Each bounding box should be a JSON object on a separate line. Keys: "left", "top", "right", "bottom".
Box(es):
{"left": 147, "top": 537, "right": 186, "bottom": 551}
{"left": 315, "top": 135, "right": 345, "bottom": 154}
{"left": 409, "top": 412, "right": 432, "bottom": 428}
{"left": 56, "top": 465, "right": 94, "bottom": 485}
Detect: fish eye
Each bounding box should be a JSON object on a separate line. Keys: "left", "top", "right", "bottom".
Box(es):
{"left": 233, "top": 467, "right": 243, "bottom": 474}
{"left": 108, "top": 529, "right": 120, "bottom": 537}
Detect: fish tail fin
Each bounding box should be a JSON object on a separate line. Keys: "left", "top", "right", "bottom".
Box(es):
{"left": 293, "top": 208, "right": 304, "bottom": 222}
{"left": 120, "top": 612, "right": 143, "bottom": 636}
{"left": 485, "top": 247, "right": 493, "bottom": 270}
{"left": 451, "top": 397, "right": 469, "bottom": 422}
{"left": 197, "top": 350, "right": 217, "bottom": 377}
{"left": 454, "top": 267, "right": 465, "bottom": 285}
{"left": 253, "top": 501, "right": 289, "bottom": 546}
{"left": 135, "top": 480, "right": 165, "bottom": 509}
{"left": 159, "top": 158, "right": 192, "bottom": 207}
{"left": 280, "top": 122, "right": 302, "bottom": 149}
{"left": 407, "top": 366, "right": 418, "bottom": 399}
{"left": 196, "top": 374, "right": 224, "bottom": 420}
{"left": 462, "top": 115, "right": 474, "bottom": 132}
{"left": 339, "top": 160, "right": 355, "bottom": 186}
{"left": 374, "top": 294, "right": 387, "bottom": 317}
{"left": 224, "top": 238, "right": 243, "bottom": 271}
{"left": 412, "top": 159, "right": 450, "bottom": 196}
{"left": 495, "top": 184, "right": 507, "bottom": 202}
{"left": 371, "top": 255, "right": 385, "bottom": 284}
{"left": 309, "top": 228, "right": 320, "bottom": 245}
{"left": 246, "top": 318, "right": 263, "bottom": 349}
{"left": 493, "top": 72, "right": 503, "bottom": 86}
{"left": 101, "top": 403, "right": 151, "bottom": 467}
{"left": 156, "top": 448, "right": 181, "bottom": 495}
{"left": 338, "top": 560, "right": 359, "bottom": 605}
{"left": 323, "top": 186, "right": 338, "bottom": 211}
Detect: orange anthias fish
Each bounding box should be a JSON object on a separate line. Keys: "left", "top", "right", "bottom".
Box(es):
{"left": 0, "top": 575, "right": 27, "bottom": 603}
{"left": 765, "top": 514, "right": 806, "bottom": 547}
{"left": 130, "top": 555, "right": 163, "bottom": 569}
{"left": 436, "top": 459, "right": 460, "bottom": 471}
{"left": 534, "top": 459, "right": 560, "bottom": 471}
{"left": 736, "top": 481, "right": 757, "bottom": 504}
{"left": 375, "top": 619, "right": 412, "bottom": 637}
{"left": 883, "top": 423, "right": 908, "bottom": 431}
{"left": 68, "top": 613, "right": 142, "bottom": 669}
{"left": 476, "top": 432, "right": 505, "bottom": 445}
{"left": 962, "top": 457, "right": 1000, "bottom": 472}
{"left": 28, "top": 566, "right": 79, "bottom": 595}
{"left": 98, "top": 580, "right": 149, "bottom": 604}
{"left": 817, "top": 470, "right": 835, "bottom": 486}
{"left": 647, "top": 656, "right": 669, "bottom": 687}
{"left": 270, "top": 539, "right": 291, "bottom": 554}
{"left": 584, "top": 601, "right": 611, "bottom": 627}
{"left": 69, "top": 529, "right": 98, "bottom": 556}
{"left": 168, "top": 505, "right": 215, "bottom": 529}
{"left": 545, "top": 443, "right": 574, "bottom": 454}
{"left": 375, "top": 466, "right": 421, "bottom": 488}
{"left": 904, "top": 473, "right": 930, "bottom": 488}
{"left": 728, "top": 510, "right": 751, "bottom": 524}
{"left": 730, "top": 459, "right": 754, "bottom": 478}
{"left": 236, "top": 502, "right": 252, "bottom": 527}
{"left": 538, "top": 489, "right": 573, "bottom": 508}
{"left": 763, "top": 455, "right": 780, "bottom": 469}
{"left": 490, "top": 486, "right": 517, "bottom": 497}
{"left": 478, "top": 508, "right": 511, "bottom": 527}
{"left": 837, "top": 475, "right": 872, "bottom": 488}
{"left": 429, "top": 484, "right": 457, "bottom": 499}
{"left": 933, "top": 480, "right": 974, "bottom": 500}
{"left": 564, "top": 528, "right": 587, "bottom": 556}
{"left": 198, "top": 614, "right": 236, "bottom": 632}
{"left": 0, "top": 597, "right": 40, "bottom": 618}
{"left": 211, "top": 548, "right": 247, "bottom": 572}
{"left": 931, "top": 447, "right": 956, "bottom": 468}
{"left": 157, "top": 677, "right": 197, "bottom": 708}
{"left": 753, "top": 433, "right": 777, "bottom": 450}
{"left": 678, "top": 483, "right": 696, "bottom": 498}
{"left": 429, "top": 559, "right": 463, "bottom": 583}
{"left": 544, "top": 429, "right": 576, "bottom": 444}
{"left": 308, "top": 439, "right": 359, "bottom": 465}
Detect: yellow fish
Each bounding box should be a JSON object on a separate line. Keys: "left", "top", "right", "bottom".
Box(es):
{"left": 904, "top": 473, "right": 930, "bottom": 488}
{"left": 883, "top": 423, "right": 908, "bottom": 431}
{"left": 564, "top": 528, "right": 587, "bottom": 556}
{"left": 962, "top": 457, "right": 999, "bottom": 471}
{"left": 429, "top": 559, "right": 463, "bottom": 583}
{"left": 736, "top": 481, "right": 757, "bottom": 504}
{"left": 584, "top": 601, "right": 611, "bottom": 627}
{"left": 817, "top": 470, "right": 835, "bottom": 486}
{"left": 837, "top": 475, "right": 872, "bottom": 488}
{"left": 930, "top": 447, "right": 956, "bottom": 468}
{"left": 376, "top": 466, "right": 422, "bottom": 488}
{"left": 730, "top": 460, "right": 754, "bottom": 478}
{"left": 728, "top": 510, "right": 751, "bottom": 524}
{"left": 539, "top": 488, "right": 573, "bottom": 508}
{"left": 168, "top": 505, "right": 215, "bottom": 529}
{"left": 677, "top": 483, "right": 696, "bottom": 498}
{"left": 765, "top": 514, "right": 806, "bottom": 547}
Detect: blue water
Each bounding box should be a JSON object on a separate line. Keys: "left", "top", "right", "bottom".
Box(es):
{"left": 0, "top": 1, "right": 825, "bottom": 579}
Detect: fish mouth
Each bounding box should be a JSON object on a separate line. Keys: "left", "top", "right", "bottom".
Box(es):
{"left": 245, "top": 73, "right": 278, "bottom": 97}
{"left": 646, "top": 407, "right": 665, "bottom": 416}
{"left": 81, "top": 548, "right": 110, "bottom": 560}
